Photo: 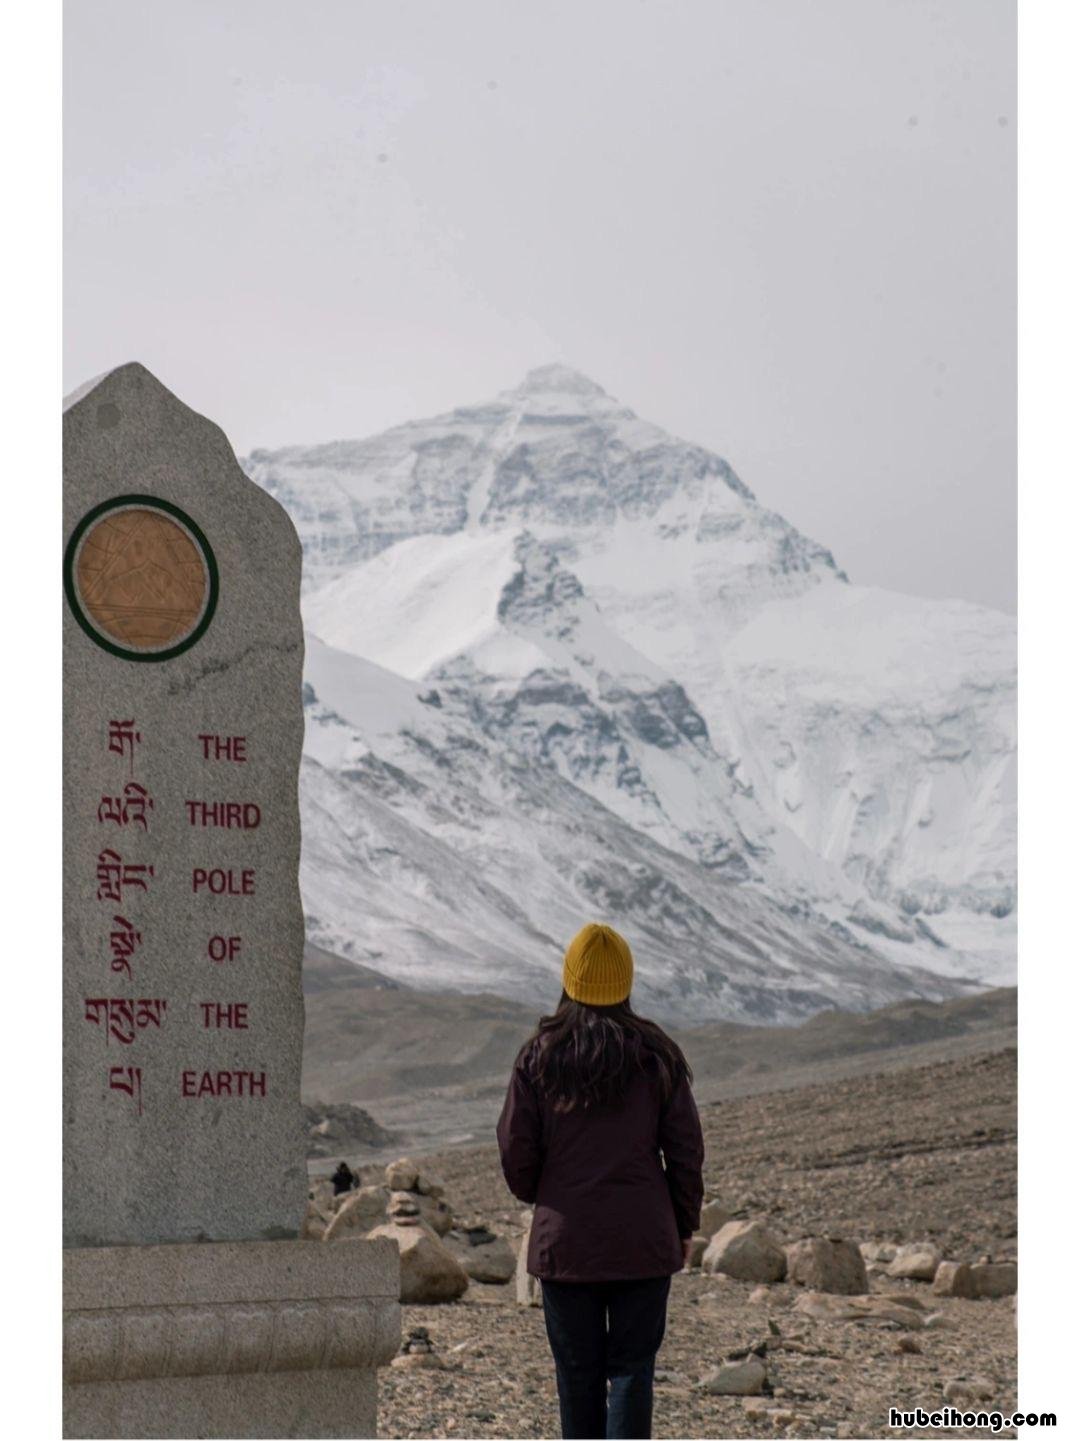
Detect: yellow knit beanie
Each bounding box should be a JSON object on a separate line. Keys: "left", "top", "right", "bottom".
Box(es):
{"left": 562, "top": 922, "right": 634, "bottom": 1006}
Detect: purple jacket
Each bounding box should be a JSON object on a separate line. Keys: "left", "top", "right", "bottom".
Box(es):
{"left": 495, "top": 1041, "right": 705, "bottom": 1282}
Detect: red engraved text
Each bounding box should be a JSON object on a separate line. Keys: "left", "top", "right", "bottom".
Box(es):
{"left": 108, "top": 720, "right": 142, "bottom": 773}
{"left": 199, "top": 1001, "right": 249, "bottom": 1029}
{"left": 184, "top": 800, "right": 261, "bottom": 828}
{"left": 95, "top": 841, "right": 153, "bottom": 899}
{"left": 208, "top": 936, "right": 242, "bottom": 963}
{"left": 198, "top": 735, "right": 247, "bottom": 762}
{"left": 109, "top": 915, "right": 142, "bottom": 979}
{"left": 109, "top": 1065, "right": 144, "bottom": 1115}
{"left": 97, "top": 848, "right": 154, "bottom": 902}
{"left": 98, "top": 782, "right": 154, "bottom": 830}
{"left": 85, "top": 996, "right": 168, "bottom": 1045}
{"left": 181, "top": 1070, "right": 267, "bottom": 1098}
{"left": 192, "top": 868, "right": 254, "bottom": 895}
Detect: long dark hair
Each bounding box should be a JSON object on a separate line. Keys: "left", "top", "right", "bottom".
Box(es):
{"left": 515, "top": 989, "right": 692, "bottom": 1112}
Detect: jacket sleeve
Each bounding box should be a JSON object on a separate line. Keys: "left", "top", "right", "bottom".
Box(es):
{"left": 496, "top": 1059, "right": 544, "bottom": 1205}
{"left": 658, "top": 1071, "right": 705, "bottom": 1239}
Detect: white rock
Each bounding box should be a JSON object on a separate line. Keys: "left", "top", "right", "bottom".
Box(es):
{"left": 698, "top": 1356, "right": 768, "bottom": 1395}
{"left": 367, "top": 1221, "right": 470, "bottom": 1303}
{"left": 385, "top": 1157, "right": 420, "bottom": 1191}
{"left": 968, "top": 1262, "right": 1017, "bottom": 1298}
{"left": 323, "top": 1185, "right": 390, "bottom": 1242}
{"left": 887, "top": 1243, "right": 943, "bottom": 1281}
{"left": 699, "top": 1198, "right": 731, "bottom": 1238}
{"left": 785, "top": 1238, "right": 868, "bottom": 1295}
{"left": 703, "top": 1220, "right": 787, "bottom": 1283}
{"left": 443, "top": 1231, "right": 516, "bottom": 1284}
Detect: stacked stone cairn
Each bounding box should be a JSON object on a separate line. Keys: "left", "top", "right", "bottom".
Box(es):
{"left": 391, "top": 1327, "right": 445, "bottom": 1370}
{"left": 303, "top": 1156, "right": 516, "bottom": 1304}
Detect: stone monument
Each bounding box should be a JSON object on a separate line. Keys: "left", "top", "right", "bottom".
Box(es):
{"left": 62, "top": 363, "right": 400, "bottom": 1437}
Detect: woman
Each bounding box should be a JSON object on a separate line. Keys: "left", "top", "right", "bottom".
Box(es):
{"left": 496, "top": 922, "right": 705, "bottom": 1440}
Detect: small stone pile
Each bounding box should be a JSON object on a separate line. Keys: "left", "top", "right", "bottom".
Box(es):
{"left": 391, "top": 1326, "right": 446, "bottom": 1370}
{"left": 303, "top": 1154, "right": 519, "bottom": 1304}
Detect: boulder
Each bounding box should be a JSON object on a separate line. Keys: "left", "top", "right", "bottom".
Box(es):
{"left": 385, "top": 1157, "right": 420, "bottom": 1191}
{"left": 698, "top": 1356, "right": 768, "bottom": 1396}
{"left": 931, "top": 1261, "right": 977, "bottom": 1298}
{"left": 367, "top": 1221, "right": 470, "bottom": 1303}
{"left": 702, "top": 1220, "right": 787, "bottom": 1283}
{"left": 968, "top": 1262, "right": 1017, "bottom": 1298}
{"left": 792, "top": 1291, "right": 925, "bottom": 1330}
{"left": 785, "top": 1238, "right": 868, "bottom": 1295}
{"left": 459, "top": 1225, "right": 497, "bottom": 1245}
{"left": 323, "top": 1184, "right": 390, "bottom": 1242}
{"left": 928, "top": 1262, "right": 1015, "bottom": 1308}
{"left": 698, "top": 1198, "right": 731, "bottom": 1238}
{"left": 443, "top": 1230, "right": 516, "bottom": 1284}
{"left": 887, "top": 1243, "right": 942, "bottom": 1281}
{"left": 515, "top": 1217, "right": 542, "bottom": 1307}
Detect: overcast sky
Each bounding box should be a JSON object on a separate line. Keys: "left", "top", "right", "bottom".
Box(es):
{"left": 64, "top": 0, "right": 1016, "bottom": 613}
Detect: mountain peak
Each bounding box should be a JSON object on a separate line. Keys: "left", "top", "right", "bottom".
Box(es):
{"left": 515, "top": 363, "right": 610, "bottom": 400}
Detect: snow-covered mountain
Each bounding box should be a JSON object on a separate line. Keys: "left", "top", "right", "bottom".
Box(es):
{"left": 244, "top": 364, "right": 1016, "bottom": 1021}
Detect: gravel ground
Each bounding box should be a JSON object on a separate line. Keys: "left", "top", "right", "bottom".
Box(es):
{"left": 364, "top": 1047, "right": 1019, "bottom": 1440}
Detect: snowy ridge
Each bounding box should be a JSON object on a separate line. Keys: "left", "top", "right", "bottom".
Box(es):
{"left": 244, "top": 365, "right": 1016, "bottom": 1019}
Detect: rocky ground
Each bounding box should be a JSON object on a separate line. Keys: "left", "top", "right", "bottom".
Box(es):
{"left": 353, "top": 1047, "right": 1017, "bottom": 1440}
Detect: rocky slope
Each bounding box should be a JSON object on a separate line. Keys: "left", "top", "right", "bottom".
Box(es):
{"left": 300, "top": 943, "right": 1015, "bottom": 1156}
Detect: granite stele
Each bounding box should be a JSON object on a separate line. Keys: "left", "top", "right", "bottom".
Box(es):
{"left": 62, "top": 363, "right": 400, "bottom": 1438}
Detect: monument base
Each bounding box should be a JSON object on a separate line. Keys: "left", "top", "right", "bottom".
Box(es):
{"left": 63, "top": 1237, "right": 401, "bottom": 1439}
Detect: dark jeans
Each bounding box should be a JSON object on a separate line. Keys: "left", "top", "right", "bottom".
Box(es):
{"left": 539, "top": 1275, "right": 672, "bottom": 1439}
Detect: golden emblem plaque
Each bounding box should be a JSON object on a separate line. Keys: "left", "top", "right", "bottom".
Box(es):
{"left": 64, "top": 496, "right": 218, "bottom": 661}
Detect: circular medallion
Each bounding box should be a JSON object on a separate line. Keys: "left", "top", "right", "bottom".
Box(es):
{"left": 64, "top": 495, "right": 218, "bottom": 661}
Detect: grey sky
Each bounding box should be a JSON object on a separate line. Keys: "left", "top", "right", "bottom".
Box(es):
{"left": 64, "top": 0, "right": 1016, "bottom": 613}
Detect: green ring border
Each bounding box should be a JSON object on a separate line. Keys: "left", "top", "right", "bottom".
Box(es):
{"left": 63, "top": 493, "right": 220, "bottom": 663}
